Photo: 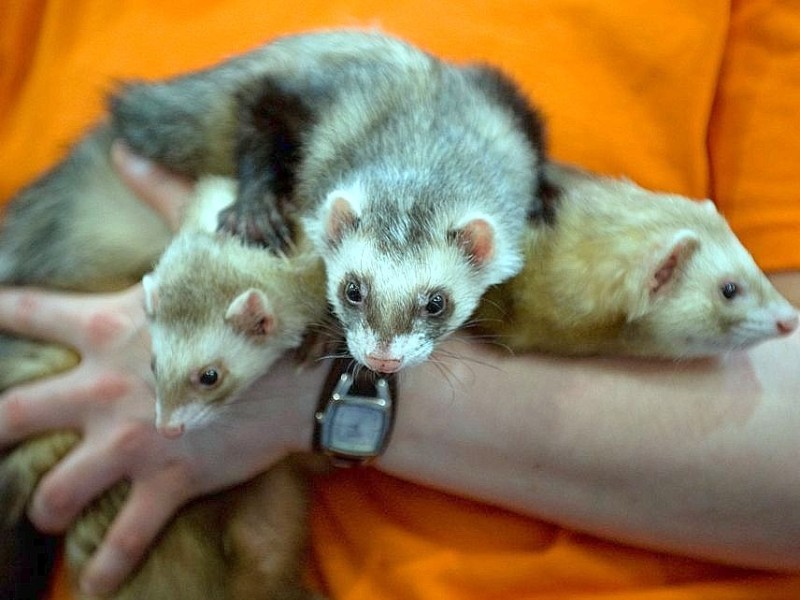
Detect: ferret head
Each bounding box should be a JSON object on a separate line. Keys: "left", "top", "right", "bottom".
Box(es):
{"left": 305, "top": 184, "right": 514, "bottom": 373}
{"left": 142, "top": 234, "right": 296, "bottom": 438}
{"left": 622, "top": 200, "right": 798, "bottom": 357}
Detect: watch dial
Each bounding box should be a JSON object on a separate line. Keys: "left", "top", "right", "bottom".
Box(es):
{"left": 330, "top": 403, "right": 384, "bottom": 454}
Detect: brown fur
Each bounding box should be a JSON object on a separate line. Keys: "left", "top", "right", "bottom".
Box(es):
{"left": 0, "top": 433, "right": 326, "bottom": 600}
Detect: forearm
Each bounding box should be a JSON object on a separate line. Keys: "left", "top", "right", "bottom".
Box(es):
{"left": 376, "top": 306, "right": 800, "bottom": 570}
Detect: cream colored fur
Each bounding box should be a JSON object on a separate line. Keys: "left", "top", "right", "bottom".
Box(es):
{"left": 476, "top": 162, "right": 798, "bottom": 358}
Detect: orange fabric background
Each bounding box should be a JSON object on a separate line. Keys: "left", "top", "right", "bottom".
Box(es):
{"left": 1, "top": 0, "right": 799, "bottom": 599}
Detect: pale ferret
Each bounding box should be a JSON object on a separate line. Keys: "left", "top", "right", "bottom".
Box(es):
{"left": 109, "top": 30, "right": 546, "bottom": 374}
{"left": 143, "top": 177, "right": 327, "bottom": 437}
{"left": 475, "top": 162, "right": 799, "bottom": 358}
{"left": 0, "top": 178, "right": 328, "bottom": 599}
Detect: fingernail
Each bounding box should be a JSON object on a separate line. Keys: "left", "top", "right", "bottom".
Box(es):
{"left": 125, "top": 152, "right": 155, "bottom": 178}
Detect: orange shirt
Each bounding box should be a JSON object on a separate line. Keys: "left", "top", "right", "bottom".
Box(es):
{"left": 1, "top": 1, "right": 798, "bottom": 598}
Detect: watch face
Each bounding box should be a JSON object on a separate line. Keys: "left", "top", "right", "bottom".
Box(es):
{"left": 328, "top": 402, "right": 386, "bottom": 455}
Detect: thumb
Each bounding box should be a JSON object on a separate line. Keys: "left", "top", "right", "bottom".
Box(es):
{"left": 110, "top": 141, "right": 194, "bottom": 232}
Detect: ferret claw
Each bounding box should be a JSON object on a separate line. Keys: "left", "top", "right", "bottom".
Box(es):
{"left": 216, "top": 203, "right": 293, "bottom": 254}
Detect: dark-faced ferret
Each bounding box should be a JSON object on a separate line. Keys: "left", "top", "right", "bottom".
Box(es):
{"left": 0, "top": 177, "right": 329, "bottom": 600}
{"left": 1, "top": 31, "right": 544, "bottom": 377}
{"left": 0, "top": 28, "right": 542, "bottom": 596}
{"left": 107, "top": 30, "right": 546, "bottom": 374}
{"left": 475, "top": 162, "right": 798, "bottom": 358}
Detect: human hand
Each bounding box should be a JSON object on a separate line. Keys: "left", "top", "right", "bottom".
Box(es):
{"left": 0, "top": 281, "right": 322, "bottom": 594}
{"left": 0, "top": 145, "right": 323, "bottom": 596}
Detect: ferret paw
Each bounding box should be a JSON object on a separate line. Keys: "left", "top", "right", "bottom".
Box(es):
{"left": 216, "top": 199, "right": 294, "bottom": 254}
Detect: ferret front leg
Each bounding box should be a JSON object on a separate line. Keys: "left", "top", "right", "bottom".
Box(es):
{"left": 218, "top": 77, "right": 316, "bottom": 252}
{"left": 217, "top": 161, "right": 295, "bottom": 252}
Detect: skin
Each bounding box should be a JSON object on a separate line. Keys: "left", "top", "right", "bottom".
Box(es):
{"left": 0, "top": 146, "right": 799, "bottom": 595}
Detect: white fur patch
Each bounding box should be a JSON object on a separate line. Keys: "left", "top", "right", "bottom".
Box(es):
{"left": 331, "top": 235, "right": 482, "bottom": 370}
{"left": 182, "top": 176, "right": 238, "bottom": 232}
{"left": 157, "top": 399, "right": 215, "bottom": 432}
{"left": 452, "top": 210, "right": 523, "bottom": 285}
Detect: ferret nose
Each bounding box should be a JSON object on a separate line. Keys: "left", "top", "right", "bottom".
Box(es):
{"left": 777, "top": 313, "right": 799, "bottom": 336}
{"left": 366, "top": 355, "right": 403, "bottom": 374}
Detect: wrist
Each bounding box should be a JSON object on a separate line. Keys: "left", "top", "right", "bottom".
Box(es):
{"left": 313, "top": 357, "right": 397, "bottom": 467}
{"left": 236, "top": 355, "right": 330, "bottom": 457}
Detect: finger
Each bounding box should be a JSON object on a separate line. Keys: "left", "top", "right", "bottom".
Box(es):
{"left": 78, "top": 474, "right": 189, "bottom": 597}
{"left": 27, "top": 425, "right": 139, "bottom": 531}
{"left": 0, "top": 286, "right": 104, "bottom": 345}
{"left": 111, "top": 140, "right": 193, "bottom": 232}
{"left": 0, "top": 369, "right": 100, "bottom": 443}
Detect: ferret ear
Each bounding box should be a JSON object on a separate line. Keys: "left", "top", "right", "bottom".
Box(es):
{"left": 451, "top": 218, "right": 495, "bottom": 268}
{"left": 629, "top": 229, "right": 700, "bottom": 319}
{"left": 649, "top": 230, "right": 700, "bottom": 295}
{"left": 225, "top": 289, "right": 275, "bottom": 342}
{"left": 322, "top": 190, "right": 362, "bottom": 246}
{"left": 142, "top": 273, "right": 158, "bottom": 316}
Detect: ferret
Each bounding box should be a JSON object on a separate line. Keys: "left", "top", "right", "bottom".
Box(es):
{"left": 0, "top": 29, "right": 542, "bottom": 594}
{"left": 107, "top": 30, "right": 546, "bottom": 373}
{"left": 474, "top": 162, "right": 799, "bottom": 358}
{"left": 1, "top": 432, "right": 326, "bottom": 600}
{"left": 0, "top": 126, "right": 172, "bottom": 391}
{"left": 0, "top": 177, "right": 328, "bottom": 599}
{"left": 143, "top": 177, "right": 327, "bottom": 437}
{"left": 0, "top": 124, "right": 174, "bottom": 598}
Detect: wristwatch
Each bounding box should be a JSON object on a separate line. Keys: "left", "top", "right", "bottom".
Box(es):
{"left": 313, "top": 357, "right": 397, "bottom": 467}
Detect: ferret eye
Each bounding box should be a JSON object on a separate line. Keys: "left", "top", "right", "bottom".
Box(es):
{"left": 424, "top": 292, "right": 447, "bottom": 317}
{"left": 198, "top": 367, "right": 221, "bottom": 388}
{"left": 721, "top": 281, "right": 738, "bottom": 300}
{"left": 345, "top": 281, "right": 365, "bottom": 305}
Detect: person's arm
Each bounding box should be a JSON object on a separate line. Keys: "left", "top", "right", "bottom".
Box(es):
{"left": 5, "top": 280, "right": 800, "bottom": 597}
{"left": 2, "top": 150, "right": 799, "bottom": 595}
{"left": 385, "top": 282, "right": 800, "bottom": 572}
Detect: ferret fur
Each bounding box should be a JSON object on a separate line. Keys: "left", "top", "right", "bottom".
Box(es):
{"left": 475, "top": 162, "right": 799, "bottom": 358}
{"left": 108, "top": 29, "right": 546, "bottom": 373}
{"left": 1, "top": 432, "right": 325, "bottom": 600}
{"left": 144, "top": 177, "right": 327, "bottom": 437}
{"left": 0, "top": 127, "right": 172, "bottom": 391}
{"left": 0, "top": 178, "right": 328, "bottom": 599}
{"left": 0, "top": 124, "right": 173, "bottom": 598}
